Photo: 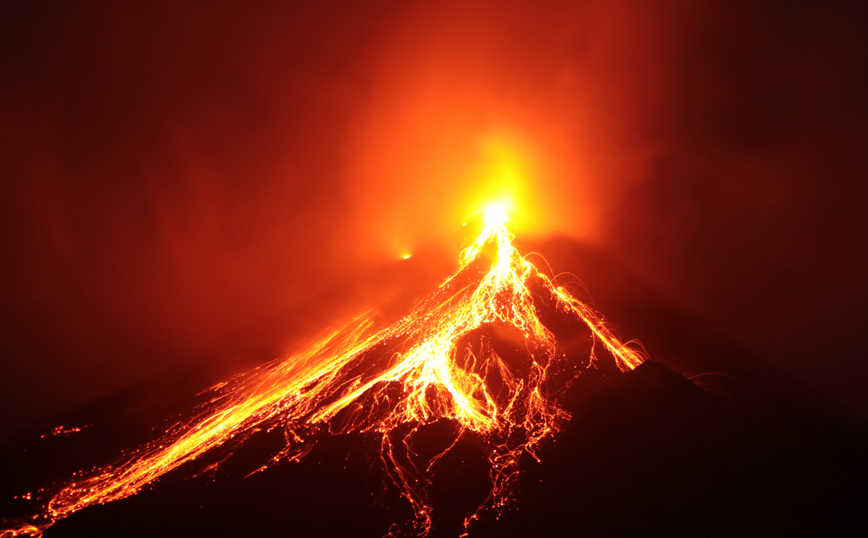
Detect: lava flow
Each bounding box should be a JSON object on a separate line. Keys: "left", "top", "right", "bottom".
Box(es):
{"left": 2, "top": 205, "right": 646, "bottom": 537}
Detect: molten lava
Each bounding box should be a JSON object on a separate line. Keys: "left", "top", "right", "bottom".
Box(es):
{"left": 2, "top": 213, "right": 645, "bottom": 537}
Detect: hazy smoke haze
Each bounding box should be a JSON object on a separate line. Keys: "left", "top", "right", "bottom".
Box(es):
{"left": 1, "top": 0, "right": 866, "bottom": 434}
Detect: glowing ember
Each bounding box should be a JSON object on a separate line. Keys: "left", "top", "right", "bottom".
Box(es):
{"left": 1, "top": 214, "right": 645, "bottom": 537}
{"left": 39, "top": 425, "right": 85, "bottom": 439}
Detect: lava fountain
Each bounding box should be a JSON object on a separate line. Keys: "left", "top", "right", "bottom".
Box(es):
{"left": 2, "top": 204, "right": 646, "bottom": 537}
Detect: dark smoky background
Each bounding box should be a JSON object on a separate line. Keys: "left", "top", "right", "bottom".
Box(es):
{"left": 1, "top": 0, "right": 866, "bottom": 437}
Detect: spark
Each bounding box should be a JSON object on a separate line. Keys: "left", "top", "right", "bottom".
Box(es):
{"left": 39, "top": 425, "right": 85, "bottom": 439}
{"left": 2, "top": 214, "right": 645, "bottom": 537}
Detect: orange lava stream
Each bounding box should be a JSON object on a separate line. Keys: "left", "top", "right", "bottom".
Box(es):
{"left": 2, "top": 219, "right": 645, "bottom": 538}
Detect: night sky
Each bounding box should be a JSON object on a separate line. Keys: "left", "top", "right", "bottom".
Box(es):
{"left": 1, "top": 0, "right": 867, "bottom": 437}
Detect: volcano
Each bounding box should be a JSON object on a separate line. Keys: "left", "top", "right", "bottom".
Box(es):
{"left": 1, "top": 212, "right": 864, "bottom": 537}
{"left": 1, "top": 209, "right": 645, "bottom": 537}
